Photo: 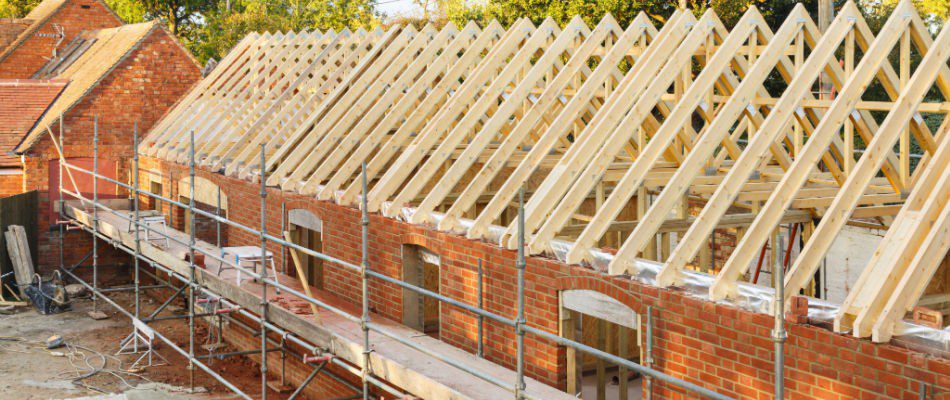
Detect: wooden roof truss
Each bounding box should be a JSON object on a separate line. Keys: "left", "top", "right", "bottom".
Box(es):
{"left": 142, "top": 0, "right": 950, "bottom": 343}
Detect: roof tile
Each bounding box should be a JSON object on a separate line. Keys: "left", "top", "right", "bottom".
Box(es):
{"left": 0, "top": 78, "right": 67, "bottom": 166}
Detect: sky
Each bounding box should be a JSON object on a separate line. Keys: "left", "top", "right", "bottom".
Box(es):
{"left": 375, "top": 0, "right": 425, "bottom": 19}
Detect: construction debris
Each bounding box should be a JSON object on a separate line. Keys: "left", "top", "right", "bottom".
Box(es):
{"left": 66, "top": 283, "right": 89, "bottom": 297}
{"left": 23, "top": 272, "right": 70, "bottom": 315}
{"left": 87, "top": 310, "right": 109, "bottom": 320}
{"left": 45, "top": 334, "right": 64, "bottom": 349}
{"left": 5, "top": 225, "right": 34, "bottom": 298}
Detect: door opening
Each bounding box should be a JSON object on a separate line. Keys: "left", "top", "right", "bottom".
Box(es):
{"left": 561, "top": 290, "right": 642, "bottom": 399}
{"left": 287, "top": 209, "right": 323, "bottom": 290}
{"left": 180, "top": 197, "right": 224, "bottom": 245}
{"left": 402, "top": 244, "right": 440, "bottom": 338}
{"left": 148, "top": 181, "right": 162, "bottom": 211}
{"left": 291, "top": 224, "right": 323, "bottom": 290}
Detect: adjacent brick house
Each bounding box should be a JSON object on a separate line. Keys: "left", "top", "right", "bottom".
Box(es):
{"left": 0, "top": 13, "right": 200, "bottom": 277}
{"left": 5, "top": 21, "right": 201, "bottom": 269}
{"left": 0, "top": 0, "right": 123, "bottom": 78}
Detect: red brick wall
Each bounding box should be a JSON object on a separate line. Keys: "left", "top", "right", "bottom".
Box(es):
{"left": 0, "top": 19, "right": 32, "bottom": 51}
{"left": 138, "top": 156, "right": 948, "bottom": 399}
{"left": 557, "top": 271, "right": 949, "bottom": 399}
{"left": 0, "top": 0, "right": 123, "bottom": 78}
{"left": 137, "top": 274, "right": 361, "bottom": 399}
{"left": 137, "top": 156, "right": 563, "bottom": 384}
{"left": 0, "top": 170, "right": 23, "bottom": 196}
{"left": 23, "top": 26, "right": 200, "bottom": 271}
{"left": 221, "top": 312, "right": 363, "bottom": 399}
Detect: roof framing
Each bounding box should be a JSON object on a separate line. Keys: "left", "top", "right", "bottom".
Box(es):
{"left": 142, "top": 0, "right": 950, "bottom": 343}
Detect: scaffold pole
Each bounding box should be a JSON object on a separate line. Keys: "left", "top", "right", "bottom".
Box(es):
{"left": 361, "top": 161, "right": 371, "bottom": 400}
{"left": 259, "top": 143, "right": 270, "bottom": 400}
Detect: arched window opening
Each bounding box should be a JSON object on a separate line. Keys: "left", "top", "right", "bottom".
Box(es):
{"left": 176, "top": 176, "right": 227, "bottom": 245}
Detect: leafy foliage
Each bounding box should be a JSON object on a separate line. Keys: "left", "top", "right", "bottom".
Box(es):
{"left": 0, "top": 0, "right": 41, "bottom": 18}
{"left": 104, "top": 0, "right": 147, "bottom": 23}
{"left": 191, "top": 0, "right": 377, "bottom": 63}
{"left": 439, "top": 0, "right": 818, "bottom": 32}
{"left": 3, "top": 0, "right": 946, "bottom": 78}
{"left": 4, "top": 0, "right": 377, "bottom": 63}
{"left": 860, "top": 0, "right": 948, "bottom": 31}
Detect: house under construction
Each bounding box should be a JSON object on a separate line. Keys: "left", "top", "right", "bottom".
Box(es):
{"left": 36, "top": 0, "right": 950, "bottom": 399}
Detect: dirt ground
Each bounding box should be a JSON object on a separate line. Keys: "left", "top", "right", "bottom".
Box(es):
{"left": 1, "top": 290, "right": 289, "bottom": 400}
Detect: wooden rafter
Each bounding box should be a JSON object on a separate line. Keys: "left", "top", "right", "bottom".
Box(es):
{"left": 141, "top": 1, "right": 950, "bottom": 341}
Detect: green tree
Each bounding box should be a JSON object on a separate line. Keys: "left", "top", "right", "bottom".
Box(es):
{"left": 0, "top": 0, "right": 41, "bottom": 18}
{"left": 104, "top": 0, "right": 148, "bottom": 23}
{"left": 138, "top": 0, "right": 215, "bottom": 36}
{"left": 190, "top": 0, "right": 377, "bottom": 63}
{"left": 859, "top": 0, "right": 947, "bottom": 31}
{"left": 439, "top": 0, "right": 816, "bottom": 32}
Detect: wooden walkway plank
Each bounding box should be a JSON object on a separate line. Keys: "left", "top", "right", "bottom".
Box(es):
{"left": 5, "top": 225, "right": 33, "bottom": 298}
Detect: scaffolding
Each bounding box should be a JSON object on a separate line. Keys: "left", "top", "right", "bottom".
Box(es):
{"left": 51, "top": 120, "right": 738, "bottom": 400}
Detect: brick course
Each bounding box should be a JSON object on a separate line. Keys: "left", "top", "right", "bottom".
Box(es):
{"left": 0, "top": 171, "right": 23, "bottom": 196}
{"left": 0, "top": 19, "right": 32, "bottom": 54}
